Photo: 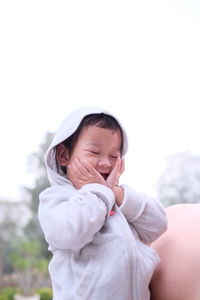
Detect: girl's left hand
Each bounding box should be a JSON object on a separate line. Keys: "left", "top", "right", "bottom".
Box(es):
{"left": 106, "top": 158, "right": 125, "bottom": 189}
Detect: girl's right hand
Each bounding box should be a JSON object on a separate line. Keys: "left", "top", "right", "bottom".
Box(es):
{"left": 67, "top": 158, "right": 106, "bottom": 189}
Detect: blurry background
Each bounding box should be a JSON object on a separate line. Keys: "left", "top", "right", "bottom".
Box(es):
{"left": 0, "top": 0, "right": 200, "bottom": 298}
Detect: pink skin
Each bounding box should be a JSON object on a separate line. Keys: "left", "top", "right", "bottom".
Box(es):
{"left": 150, "top": 203, "right": 200, "bottom": 300}
{"left": 57, "top": 125, "right": 125, "bottom": 206}
{"left": 68, "top": 156, "right": 124, "bottom": 190}
{"left": 68, "top": 156, "right": 125, "bottom": 206}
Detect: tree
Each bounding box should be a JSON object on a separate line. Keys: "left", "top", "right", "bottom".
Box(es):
{"left": 157, "top": 151, "right": 200, "bottom": 207}
{"left": 0, "top": 132, "right": 54, "bottom": 289}
{"left": 10, "top": 239, "right": 49, "bottom": 296}
{"left": 0, "top": 200, "right": 30, "bottom": 285}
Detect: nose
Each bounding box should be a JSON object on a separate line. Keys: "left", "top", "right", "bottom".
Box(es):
{"left": 97, "top": 157, "right": 112, "bottom": 169}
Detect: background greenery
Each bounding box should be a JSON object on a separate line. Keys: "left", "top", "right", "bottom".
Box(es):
{"left": 0, "top": 132, "right": 53, "bottom": 298}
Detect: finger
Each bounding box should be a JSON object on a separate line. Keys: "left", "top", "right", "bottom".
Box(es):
{"left": 112, "top": 157, "right": 121, "bottom": 174}
{"left": 81, "top": 159, "right": 107, "bottom": 184}
{"left": 68, "top": 160, "right": 81, "bottom": 177}
{"left": 81, "top": 159, "right": 102, "bottom": 177}
{"left": 107, "top": 159, "right": 120, "bottom": 181}
{"left": 73, "top": 158, "right": 89, "bottom": 176}
{"left": 75, "top": 158, "right": 102, "bottom": 181}
{"left": 81, "top": 159, "right": 97, "bottom": 174}
{"left": 68, "top": 160, "right": 87, "bottom": 181}
{"left": 120, "top": 159, "right": 125, "bottom": 175}
{"left": 106, "top": 158, "right": 120, "bottom": 187}
{"left": 113, "top": 158, "right": 124, "bottom": 183}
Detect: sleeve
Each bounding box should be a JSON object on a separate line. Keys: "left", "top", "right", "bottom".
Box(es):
{"left": 119, "top": 184, "right": 167, "bottom": 244}
{"left": 38, "top": 183, "right": 115, "bottom": 251}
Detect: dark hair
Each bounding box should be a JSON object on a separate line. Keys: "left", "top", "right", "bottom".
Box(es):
{"left": 62, "top": 113, "right": 123, "bottom": 155}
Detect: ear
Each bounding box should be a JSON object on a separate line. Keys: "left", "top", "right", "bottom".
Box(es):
{"left": 56, "top": 144, "right": 70, "bottom": 167}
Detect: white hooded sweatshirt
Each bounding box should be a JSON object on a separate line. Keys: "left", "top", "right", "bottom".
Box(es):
{"left": 38, "top": 106, "right": 167, "bottom": 300}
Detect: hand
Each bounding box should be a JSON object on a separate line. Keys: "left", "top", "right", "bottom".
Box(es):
{"left": 106, "top": 158, "right": 125, "bottom": 206}
{"left": 67, "top": 158, "right": 106, "bottom": 189}
{"left": 113, "top": 185, "right": 124, "bottom": 206}
{"left": 106, "top": 158, "right": 125, "bottom": 189}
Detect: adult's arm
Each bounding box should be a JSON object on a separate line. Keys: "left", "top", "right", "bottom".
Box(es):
{"left": 150, "top": 203, "right": 200, "bottom": 300}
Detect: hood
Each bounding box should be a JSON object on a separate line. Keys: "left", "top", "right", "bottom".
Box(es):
{"left": 45, "top": 106, "right": 128, "bottom": 186}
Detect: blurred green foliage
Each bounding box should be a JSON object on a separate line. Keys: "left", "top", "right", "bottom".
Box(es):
{"left": 36, "top": 287, "right": 53, "bottom": 300}
{"left": 0, "top": 132, "right": 53, "bottom": 295}
{"left": 0, "top": 287, "right": 20, "bottom": 300}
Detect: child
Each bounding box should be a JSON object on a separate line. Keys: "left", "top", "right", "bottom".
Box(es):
{"left": 38, "top": 106, "right": 167, "bottom": 300}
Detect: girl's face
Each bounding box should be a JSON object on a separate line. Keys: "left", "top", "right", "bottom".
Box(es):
{"left": 68, "top": 125, "right": 122, "bottom": 180}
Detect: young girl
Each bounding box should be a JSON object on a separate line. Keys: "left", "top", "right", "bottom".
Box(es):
{"left": 38, "top": 106, "right": 167, "bottom": 300}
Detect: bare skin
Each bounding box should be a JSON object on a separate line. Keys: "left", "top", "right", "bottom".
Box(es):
{"left": 57, "top": 125, "right": 125, "bottom": 206}
{"left": 68, "top": 157, "right": 125, "bottom": 206}
{"left": 150, "top": 203, "right": 200, "bottom": 300}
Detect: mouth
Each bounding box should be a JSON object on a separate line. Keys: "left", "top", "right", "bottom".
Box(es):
{"left": 100, "top": 173, "right": 109, "bottom": 180}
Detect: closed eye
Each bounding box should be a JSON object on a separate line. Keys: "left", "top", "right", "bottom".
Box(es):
{"left": 90, "top": 151, "right": 99, "bottom": 155}
{"left": 111, "top": 154, "right": 120, "bottom": 159}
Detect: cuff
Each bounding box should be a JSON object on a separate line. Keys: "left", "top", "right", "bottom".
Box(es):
{"left": 120, "top": 185, "right": 147, "bottom": 222}
{"left": 81, "top": 183, "right": 115, "bottom": 215}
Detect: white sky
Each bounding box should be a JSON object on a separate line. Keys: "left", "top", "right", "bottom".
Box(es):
{"left": 0, "top": 0, "right": 200, "bottom": 201}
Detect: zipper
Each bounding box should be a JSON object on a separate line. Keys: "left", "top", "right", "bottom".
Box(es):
{"left": 112, "top": 210, "right": 138, "bottom": 300}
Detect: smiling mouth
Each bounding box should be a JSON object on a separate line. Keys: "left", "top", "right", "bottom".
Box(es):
{"left": 101, "top": 173, "right": 109, "bottom": 180}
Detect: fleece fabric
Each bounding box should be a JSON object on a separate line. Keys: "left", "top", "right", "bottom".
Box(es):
{"left": 38, "top": 106, "right": 167, "bottom": 300}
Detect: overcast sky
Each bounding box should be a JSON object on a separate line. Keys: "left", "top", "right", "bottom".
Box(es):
{"left": 0, "top": 0, "right": 200, "bottom": 201}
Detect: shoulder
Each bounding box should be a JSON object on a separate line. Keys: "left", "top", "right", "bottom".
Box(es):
{"left": 150, "top": 203, "right": 200, "bottom": 300}
{"left": 39, "top": 184, "right": 75, "bottom": 202}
